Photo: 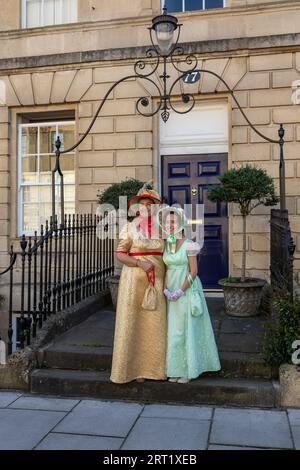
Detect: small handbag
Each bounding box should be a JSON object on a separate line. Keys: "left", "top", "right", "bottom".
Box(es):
{"left": 142, "top": 266, "right": 157, "bottom": 311}
{"left": 189, "top": 276, "right": 204, "bottom": 317}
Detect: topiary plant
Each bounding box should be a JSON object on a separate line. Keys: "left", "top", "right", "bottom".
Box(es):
{"left": 207, "top": 164, "right": 279, "bottom": 283}
{"left": 97, "top": 178, "right": 144, "bottom": 213}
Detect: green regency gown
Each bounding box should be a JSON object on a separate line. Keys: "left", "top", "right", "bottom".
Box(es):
{"left": 163, "top": 238, "right": 221, "bottom": 379}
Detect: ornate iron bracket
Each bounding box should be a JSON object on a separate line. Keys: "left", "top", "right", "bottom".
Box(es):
{"left": 53, "top": 25, "right": 287, "bottom": 224}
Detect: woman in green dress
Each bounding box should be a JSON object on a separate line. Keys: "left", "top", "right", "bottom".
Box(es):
{"left": 161, "top": 208, "right": 221, "bottom": 383}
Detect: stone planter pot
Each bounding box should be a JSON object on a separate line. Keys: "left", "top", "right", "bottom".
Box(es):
{"left": 219, "top": 277, "right": 266, "bottom": 317}
{"left": 106, "top": 274, "right": 120, "bottom": 309}
{"left": 279, "top": 364, "right": 300, "bottom": 408}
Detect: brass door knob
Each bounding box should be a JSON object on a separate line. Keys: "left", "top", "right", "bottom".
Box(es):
{"left": 191, "top": 187, "right": 198, "bottom": 197}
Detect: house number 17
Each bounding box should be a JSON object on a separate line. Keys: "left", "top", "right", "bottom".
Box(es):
{"left": 183, "top": 71, "right": 201, "bottom": 84}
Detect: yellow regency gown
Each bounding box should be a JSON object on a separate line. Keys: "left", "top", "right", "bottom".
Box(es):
{"left": 110, "top": 220, "right": 167, "bottom": 384}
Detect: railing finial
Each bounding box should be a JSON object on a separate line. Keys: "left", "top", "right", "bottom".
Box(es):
{"left": 55, "top": 135, "right": 61, "bottom": 155}
{"left": 278, "top": 123, "right": 285, "bottom": 141}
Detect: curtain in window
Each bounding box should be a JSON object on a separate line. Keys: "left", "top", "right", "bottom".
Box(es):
{"left": 43, "top": 0, "right": 56, "bottom": 25}
{"left": 62, "top": 0, "right": 77, "bottom": 23}
{"left": 25, "top": 0, "right": 77, "bottom": 28}
{"left": 26, "top": 0, "right": 42, "bottom": 28}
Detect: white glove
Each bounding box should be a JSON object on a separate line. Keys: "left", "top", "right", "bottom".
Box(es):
{"left": 170, "top": 289, "right": 185, "bottom": 301}
{"left": 163, "top": 289, "right": 173, "bottom": 300}
{"left": 172, "top": 289, "right": 184, "bottom": 300}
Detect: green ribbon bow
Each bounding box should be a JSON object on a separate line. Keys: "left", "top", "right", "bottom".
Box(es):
{"left": 167, "top": 233, "right": 177, "bottom": 254}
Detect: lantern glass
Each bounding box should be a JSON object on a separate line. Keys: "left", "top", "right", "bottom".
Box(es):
{"left": 154, "top": 21, "right": 176, "bottom": 55}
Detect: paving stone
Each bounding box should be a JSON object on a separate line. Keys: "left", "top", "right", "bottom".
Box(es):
{"left": 122, "top": 417, "right": 210, "bottom": 450}
{"left": 208, "top": 445, "right": 266, "bottom": 450}
{"left": 53, "top": 400, "right": 143, "bottom": 437}
{"left": 141, "top": 404, "right": 212, "bottom": 420}
{"left": 35, "top": 433, "right": 123, "bottom": 450}
{"left": 291, "top": 426, "right": 300, "bottom": 450}
{"left": 210, "top": 408, "right": 293, "bottom": 449}
{"left": 0, "top": 409, "right": 66, "bottom": 450}
{"left": 0, "top": 392, "right": 22, "bottom": 408}
{"left": 288, "top": 409, "right": 300, "bottom": 426}
{"left": 9, "top": 396, "right": 79, "bottom": 412}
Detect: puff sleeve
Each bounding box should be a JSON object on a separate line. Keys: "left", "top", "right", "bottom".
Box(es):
{"left": 186, "top": 240, "right": 201, "bottom": 257}
{"left": 116, "top": 223, "right": 133, "bottom": 254}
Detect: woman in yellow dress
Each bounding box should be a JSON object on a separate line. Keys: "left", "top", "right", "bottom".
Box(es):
{"left": 110, "top": 186, "right": 167, "bottom": 384}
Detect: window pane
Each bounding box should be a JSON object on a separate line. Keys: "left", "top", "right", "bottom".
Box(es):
{"left": 19, "top": 120, "right": 75, "bottom": 233}
{"left": 62, "top": 0, "right": 77, "bottom": 23}
{"left": 22, "top": 156, "right": 38, "bottom": 183}
{"left": 43, "top": 0, "right": 55, "bottom": 25}
{"left": 165, "top": 0, "right": 183, "bottom": 13}
{"left": 54, "top": 200, "right": 75, "bottom": 219}
{"left": 39, "top": 203, "right": 52, "bottom": 227}
{"left": 23, "top": 204, "right": 40, "bottom": 232}
{"left": 39, "top": 186, "right": 52, "bottom": 203}
{"left": 58, "top": 124, "right": 75, "bottom": 152}
{"left": 24, "top": 0, "right": 77, "bottom": 27}
{"left": 40, "top": 125, "right": 57, "bottom": 154}
{"left": 54, "top": 0, "right": 62, "bottom": 23}
{"left": 21, "top": 127, "right": 38, "bottom": 155}
{"left": 39, "top": 155, "right": 55, "bottom": 183}
{"left": 52, "top": 179, "right": 72, "bottom": 203}
{"left": 64, "top": 185, "right": 75, "bottom": 202}
{"left": 39, "top": 155, "right": 53, "bottom": 173}
{"left": 185, "top": 0, "right": 203, "bottom": 11}
{"left": 205, "top": 0, "right": 223, "bottom": 8}
{"left": 23, "top": 186, "right": 39, "bottom": 203}
{"left": 26, "top": 0, "right": 42, "bottom": 28}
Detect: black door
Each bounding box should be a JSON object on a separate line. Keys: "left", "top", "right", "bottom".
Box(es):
{"left": 162, "top": 154, "right": 229, "bottom": 289}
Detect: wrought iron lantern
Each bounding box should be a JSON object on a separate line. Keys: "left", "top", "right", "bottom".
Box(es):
{"left": 151, "top": 8, "right": 179, "bottom": 56}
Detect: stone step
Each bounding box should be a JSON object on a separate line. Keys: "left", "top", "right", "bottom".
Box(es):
{"left": 39, "top": 345, "right": 276, "bottom": 379}
{"left": 30, "top": 369, "right": 279, "bottom": 408}
{"left": 39, "top": 344, "right": 113, "bottom": 372}
{"left": 219, "top": 352, "right": 277, "bottom": 379}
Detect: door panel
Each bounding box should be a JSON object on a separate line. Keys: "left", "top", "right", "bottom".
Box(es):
{"left": 162, "top": 154, "right": 228, "bottom": 289}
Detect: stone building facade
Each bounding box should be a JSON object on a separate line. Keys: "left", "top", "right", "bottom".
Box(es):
{"left": 0, "top": 0, "right": 299, "bottom": 298}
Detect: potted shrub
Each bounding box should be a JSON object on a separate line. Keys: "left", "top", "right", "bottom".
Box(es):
{"left": 207, "top": 164, "right": 279, "bottom": 317}
{"left": 97, "top": 178, "right": 144, "bottom": 307}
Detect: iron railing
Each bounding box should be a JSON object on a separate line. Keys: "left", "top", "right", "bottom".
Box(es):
{"left": 0, "top": 213, "right": 114, "bottom": 356}
{"left": 270, "top": 209, "right": 295, "bottom": 298}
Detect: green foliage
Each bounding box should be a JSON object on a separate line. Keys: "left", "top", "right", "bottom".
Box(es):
{"left": 207, "top": 164, "right": 279, "bottom": 216}
{"left": 263, "top": 294, "right": 300, "bottom": 366}
{"left": 97, "top": 178, "right": 144, "bottom": 210}
{"left": 207, "top": 165, "right": 279, "bottom": 281}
